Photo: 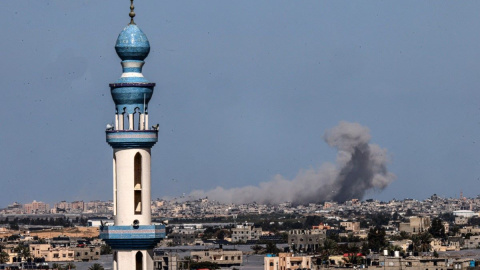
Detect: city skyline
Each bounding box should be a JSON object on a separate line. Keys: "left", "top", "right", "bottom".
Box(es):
{"left": 2, "top": 1, "right": 480, "bottom": 206}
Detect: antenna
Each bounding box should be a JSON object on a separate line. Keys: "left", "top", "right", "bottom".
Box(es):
{"left": 129, "top": 0, "right": 136, "bottom": 25}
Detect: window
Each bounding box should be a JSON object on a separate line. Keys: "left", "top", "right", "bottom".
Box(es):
{"left": 134, "top": 152, "right": 142, "bottom": 215}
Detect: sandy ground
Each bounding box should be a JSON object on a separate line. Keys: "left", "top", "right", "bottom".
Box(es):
{"left": 2, "top": 227, "right": 99, "bottom": 239}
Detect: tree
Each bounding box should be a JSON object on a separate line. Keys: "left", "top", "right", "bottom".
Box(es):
{"left": 88, "top": 263, "right": 105, "bottom": 270}
{"left": 367, "top": 227, "right": 387, "bottom": 252}
{"left": 265, "top": 242, "right": 280, "bottom": 255}
{"left": 0, "top": 250, "right": 9, "bottom": 264}
{"left": 347, "top": 233, "right": 361, "bottom": 242}
{"left": 201, "top": 227, "right": 221, "bottom": 240}
{"left": 250, "top": 244, "right": 263, "bottom": 254}
{"left": 8, "top": 234, "right": 20, "bottom": 241}
{"left": 100, "top": 244, "right": 112, "bottom": 255}
{"left": 410, "top": 235, "right": 421, "bottom": 252}
{"left": 429, "top": 218, "right": 446, "bottom": 239}
{"left": 9, "top": 222, "right": 19, "bottom": 230}
{"left": 65, "top": 262, "right": 76, "bottom": 270}
{"left": 214, "top": 229, "right": 230, "bottom": 240}
{"left": 390, "top": 231, "right": 410, "bottom": 241}
{"left": 449, "top": 226, "right": 460, "bottom": 236}
{"left": 319, "top": 238, "right": 338, "bottom": 264}
{"left": 419, "top": 232, "right": 433, "bottom": 252}
{"left": 14, "top": 244, "right": 30, "bottom": 262}
{"left": 342, "top": 244, "right": 362, "bottom": 266}
{"left": 411, "top": 232, "right": 432, "bottom": 252}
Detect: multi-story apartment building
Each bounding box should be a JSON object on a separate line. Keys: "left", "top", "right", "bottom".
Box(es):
{"left": 190, "top": 249, "right": 242, "bottom": 267}
{"left": 154, "top": 251, "right": 182, "bottom": 270}
{"left": 170, "top": 231, "right": 196, "bottom": 246}
{"left": 288, "top": 229, "right": 326, "bottom": 252}
{"left": 71, "top": 201, "right": 85, "bottom": 212}
{"left": 23, "top": 200, "right": 50, "bottom": 214}
{"left": 231, "top": 223, "right": 262, "bottom": 243}
{"left": 340, "top": 221, "right": 360, "bottom": 232}
{"left": 399, "top": 216, "right": 431, "bottom": 234}
{"left": 29, "top": 244, "right": 100, "bottom": 262}
{"left": 264, "top": 253, "right": 313, "bottom": 270}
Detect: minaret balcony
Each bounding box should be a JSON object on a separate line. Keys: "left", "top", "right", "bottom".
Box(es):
{"left": 106, "top": 130, "right": 158, "bottom": 149}
{"left": 100, "top": 224, "right": 166, "bottom": 250}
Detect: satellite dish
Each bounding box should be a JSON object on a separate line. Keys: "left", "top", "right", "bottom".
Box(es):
{"left": 106, "top": 124, "right": 114, "bottom": 130}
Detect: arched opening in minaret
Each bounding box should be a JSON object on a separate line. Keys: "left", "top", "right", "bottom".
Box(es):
{"left": 113, "top": 251, "right": 118, "bottom": 270}
{"left": 118, "top": 107, "right": 126, "bottom": 130}
{"left": 134, "top": 152, "right": 142, "bottom": 215}
{"left": 128, "top": 111, "right": 134, "bottom": 130}
{"left": 135, "top": 107, "right": 145, "bottom": 130}
{"left": 135, "top": 251, "right": 143, "bottom": 270}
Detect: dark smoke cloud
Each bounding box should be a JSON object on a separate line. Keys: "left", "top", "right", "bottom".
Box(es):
{"left": 189, "top": 121, "right": 395, "bottom": 204}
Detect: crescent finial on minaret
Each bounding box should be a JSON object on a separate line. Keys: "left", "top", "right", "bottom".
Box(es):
{"left": 129, "top": 0, "right": 136, "bottom": 25}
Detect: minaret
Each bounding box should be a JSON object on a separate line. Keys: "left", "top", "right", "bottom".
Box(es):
{"left": 100, "top": 2, "right": 165, "bottom": 270}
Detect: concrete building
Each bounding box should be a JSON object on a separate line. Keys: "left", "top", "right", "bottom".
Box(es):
{"left": 153, "top": 251, "right": 183, "bottom": 270}
{"left": 99, "top": 3, "right": 165, "bottom": 270}
{"left": 29, "top": 244, "right": 100, "bottom": 262}
{"left": 455, "top": 216, "right": 468, "bottom": 225}
{"left": 453, "top": 210, "right": 476, "bottom": 218}
{"left": 190, "top": 249, "right": 242, "bottom": 267}
{"left": 340, "top": 221, "right": 360, "bottom": 232}
{"left": 264, "top": 253, "right": 313, "bottom": 270}
{"left": 231, "top": 223, "right": 262, "bottom": 242}
{"left": 23, "top": 201, "right": 50, "bottom": 214}
{"left": 399, "top": 216, "right": 431, "bottom": 234}
{"left": 369, "top": 254, "right": 474, "bottom": 270}
{"left": 288, "top": 229, "right": 326, "bottom": 252}
{"left": 170, "top": 232, "right": 195, "bottom": 246}
{"left": 71, "top": 246, "right": 101, "bottom": 262}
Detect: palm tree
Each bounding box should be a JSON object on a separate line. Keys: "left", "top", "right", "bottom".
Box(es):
{"left": 343, "top": 244, "right": 361, "bottom": 266}
{"left": 419, "top": 232, "right": 433, "bottom": 252}
{"left": 14, "top": 244, "right": 30, "bottom": 262}
{"left": 0, "top": 244, "right": 9, "bottom": 264}
{"left": 410, "top": 232, "right": 432, "bottom": 253}
{"left": 88, "top": 263, "right": 104, "bottom": 270}
{"left": 319, "top": 239, "right": 338, "bottom": 266}
{"left": 0, "top": 250, "right": 9, "bottom": 264}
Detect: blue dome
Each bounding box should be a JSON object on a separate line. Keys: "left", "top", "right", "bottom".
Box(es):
{"left": 115, "top": 24, "right": 150, "bottom": 61}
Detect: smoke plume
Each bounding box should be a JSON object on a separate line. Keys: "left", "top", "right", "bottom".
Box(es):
{"left": 189, "top": 121, "right": 395, "bottom": 204}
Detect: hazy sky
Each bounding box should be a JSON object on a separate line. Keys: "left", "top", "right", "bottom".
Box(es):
{"left": 1, "top": 1, "right": 480, "bottom": 207}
